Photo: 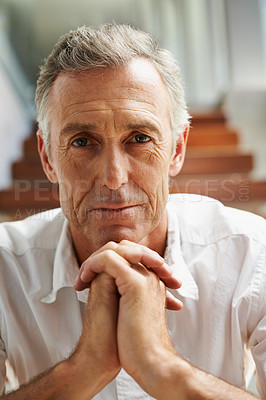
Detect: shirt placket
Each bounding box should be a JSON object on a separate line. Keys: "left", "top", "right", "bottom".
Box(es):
{"left": 115, "top": 369, "right": 156, "bottom": 400}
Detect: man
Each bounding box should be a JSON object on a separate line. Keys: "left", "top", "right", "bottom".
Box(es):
{"left": 0, "top": 23, "right": 265, "bottom": 399}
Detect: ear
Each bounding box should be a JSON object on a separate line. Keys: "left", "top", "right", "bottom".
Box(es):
{"left": 37, "top": 130, "right": 58, "bottom": 183}
{"left": 169, "top": 125, "right": 189, "bottom": 177}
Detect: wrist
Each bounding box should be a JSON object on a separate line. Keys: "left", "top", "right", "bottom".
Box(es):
{"left": 154, "top": 351, "right": 192, "bottom": 400}
{"left": 53, "top": 358, "right": 95, "bottom": 400}
{"left": 54, "top": 353, "right": 120, "bottom": 400}
{"left": 134, "top": 349, "right": 192, "bottom": 400}
{"left": 152, "top": 356, "right": 257, "bottom": 400}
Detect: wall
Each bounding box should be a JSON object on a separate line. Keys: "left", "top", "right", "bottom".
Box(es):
{"left": 0, "top": 13, "right": 33, "bottom": 189}
{"left": 224, "top": 0, "right": 266, "bottom": 179}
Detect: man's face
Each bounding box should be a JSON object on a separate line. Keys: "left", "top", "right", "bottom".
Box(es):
{"left": 39, "top": 59, "right": 185, "bottom": 254}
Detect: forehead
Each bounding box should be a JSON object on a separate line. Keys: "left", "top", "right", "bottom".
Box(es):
{"left": 50, "top": 58, "right": 170, "bottom": 126}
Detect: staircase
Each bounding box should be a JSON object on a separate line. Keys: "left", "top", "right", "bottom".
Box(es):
{"left": 171, "top": 110, "right": 266, "bottom": 217}
{"left": 0, "top": 109, "right": 266, "bottom": 221}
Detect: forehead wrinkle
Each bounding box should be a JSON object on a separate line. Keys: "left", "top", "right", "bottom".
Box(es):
{"left": 60, "top": 105, "right": 165, "bottom": 130}
{"left": 64, "top": 116, "right": 165, "bottom": 147}
{"left": 61, "top": 97, "right": 159, "bottom": 113}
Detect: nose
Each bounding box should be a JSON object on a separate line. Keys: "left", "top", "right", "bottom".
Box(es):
{"left": 98, "top": 145, "right": 129, "bottom": 190}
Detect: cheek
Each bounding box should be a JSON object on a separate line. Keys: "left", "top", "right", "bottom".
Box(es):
{"left": 55, "top": 157, "right": 95, "bottom": 205}
{"left": 147, "top": 144, "right": 172, "bottom": 177}
{"left": 139, "top": 149, "right": 171, "bottom": 187}
{"left": 55, "top": 151, "right": 93, "bottom": 182}
{"left": 133, "top": 157, "right": 170, "bottom": 205}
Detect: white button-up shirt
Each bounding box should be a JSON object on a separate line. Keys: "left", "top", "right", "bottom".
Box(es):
{"left": 0, "top": 194, "right": 266, "bottom": 398}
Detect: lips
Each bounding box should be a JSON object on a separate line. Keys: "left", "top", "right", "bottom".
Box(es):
{"left": 91, "top": 204, "right": 139, "bottom": 211}
{"left": 88, "top": 204, "right": 145, "bottom": 219}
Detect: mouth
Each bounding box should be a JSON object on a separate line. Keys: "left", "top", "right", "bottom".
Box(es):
{"left": 92, "top": 204, "right": 138, "bottom": 211}
{"left": 89, "top": 204, "right": 144, "bottom": 218}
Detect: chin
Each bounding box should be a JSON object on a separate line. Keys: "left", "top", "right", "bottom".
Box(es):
{"left": 93, "top": 225, "right": 146, "bottom": 246}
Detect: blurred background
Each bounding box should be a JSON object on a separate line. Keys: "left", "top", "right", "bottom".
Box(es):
{"left": 0, "top": 0, "right": 265, "bottom": 394}
{"left": 0, "top": 0, "right": 266, "bottom": 223}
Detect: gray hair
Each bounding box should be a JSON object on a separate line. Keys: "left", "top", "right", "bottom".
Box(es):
{"left": 35, "top": 23, "right": 190, "bottom": 156}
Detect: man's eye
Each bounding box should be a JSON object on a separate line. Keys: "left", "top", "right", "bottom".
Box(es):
{"left": 130, "top": 134, "right": 151, "bottom": 143}
{"left": 72, "top": 138, "right": 89, "bottom": 147}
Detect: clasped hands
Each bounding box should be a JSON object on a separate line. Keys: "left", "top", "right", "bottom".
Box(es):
{"left": 73, "top": 240, "right": 183, "bottom": 398}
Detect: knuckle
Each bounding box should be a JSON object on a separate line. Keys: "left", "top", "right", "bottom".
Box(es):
{"left": 106, "top": 241, "right": 119, "bottom": 250}
{"left": 103, "top": 249, "right": 116, "bottom": 262}
{"left": 119, "top": 239, "right": 131, "bottom": 246}
{"left": 141, "top": 245, "right": 150, "bottom": 257}
{"left": 133, "top": 272, "right": 146, "bottom": 287}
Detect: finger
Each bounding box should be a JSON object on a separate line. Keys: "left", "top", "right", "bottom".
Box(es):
{"left": 74, "top": 240, "right": 182, "bottom": 291}
{"left": 89, "top": 240, "right": 181, "bottom": 289}
{"left": 88, "top": 241, "right": 119, "bottom": 257}
{"left": 74, "top": 242, "right": 120, "bottom": 290}
{"left": 74, "top": 278, "right": 91, "bottom": 292}
{"left": 74, "top": 262, "right": 96, "bottom": 290}
{"left": 115, "top": 242, "right": 182, "bottom": 289}
{"left": 75, "top": 250, "right": 133, "bottom": 292}
{"left": 165, "top": 290, "right": 183, "bottom": 311}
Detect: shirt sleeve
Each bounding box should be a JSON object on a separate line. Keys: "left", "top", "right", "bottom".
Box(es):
{"left": 0, "top": 335, "right": 7, "bottom": 395}
{"left": 248, "top": 245, "right": 266, "bottom": 398}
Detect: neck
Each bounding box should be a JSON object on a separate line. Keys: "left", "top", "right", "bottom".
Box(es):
{"left": 138, "top": 208, "right": 168, "bottom": 257}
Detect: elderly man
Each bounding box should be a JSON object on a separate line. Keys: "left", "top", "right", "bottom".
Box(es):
{"left": 0, "top": 24, "right": 266, "bottom": 399}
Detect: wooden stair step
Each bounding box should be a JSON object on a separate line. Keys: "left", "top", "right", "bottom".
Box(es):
{"left": 1, "top": 178, "right": 265, "bottom": 206}
{"left": 180, "top": 151, "right": 253, "bottom": 175}
{"left": 23, "top": 129, "right": 239, "bottom": 160}
{"left": 170, "top": 177, "right": 266, "bottom": 201}
{"left": 186, "top": 146, "right": 240, "bottom": 155}
{"left": 25, "top": 136, "right": 239, "bottom": 158}
{"left": 12, "top": 150, "right": 254, "bottom": 180}
{"left": 170, "top": 178, "right": 266, "bottom": 219}
{"left": 188, "top": 131, "right": 238, "bottom": 147}
{"left": 23, "top": 136, "right": 38, "bottom": 157}
{"left": 190, "top": 109, "right": 226, "bottom": 125}
{"left": 0, "top": 179, "right": 265, "bottom": 220}
{"left": 0, "top": 183, "right": 59, "bottom": 213}
{"left": 12, "top": 159, "right": 47, "bottom": 180}
{"left": 1, "top": 110, "right": 263, "bottom": 221}
{"left": 190, "top": 123, "right": 237, "bottom": 134}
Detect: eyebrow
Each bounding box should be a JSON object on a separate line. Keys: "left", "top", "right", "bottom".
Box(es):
{"left": 60, "top": 123, "right": 97, "bottom": 137}
{"left": 125, "top": 121, "right": 161, "bottom": 134}
{"left": 59, "top": 120, "right": 162, "bottom": 138}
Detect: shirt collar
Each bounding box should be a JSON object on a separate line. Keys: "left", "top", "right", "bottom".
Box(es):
{"left": 40, "top": 217, "right": 89, "bottom": 304}
{"left": 166, "top": 198, "right": 199, "bottom": 301}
